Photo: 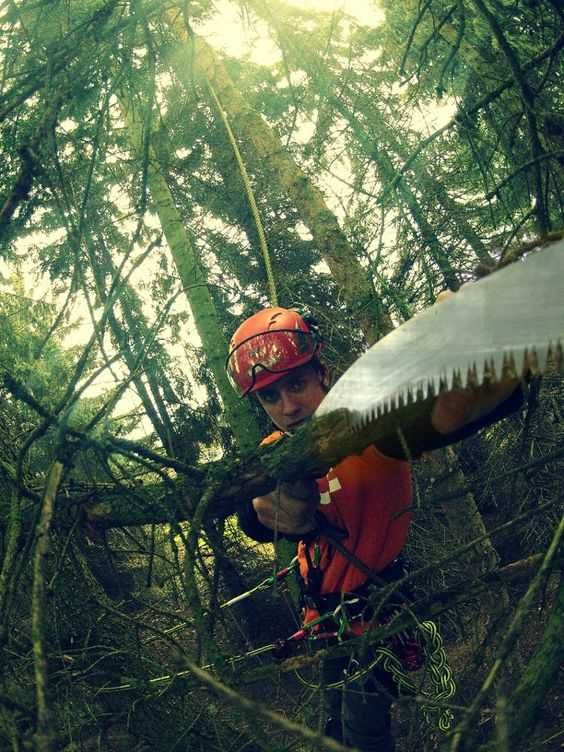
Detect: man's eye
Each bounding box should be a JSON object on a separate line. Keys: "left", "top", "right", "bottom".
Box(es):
{"left": 288, "top": 378, "right": 306, "bottom": 392}
{"left": 260, "top": 390, "right": 279, "bottom": 404}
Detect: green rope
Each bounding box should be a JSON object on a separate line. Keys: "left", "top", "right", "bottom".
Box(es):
{"left": 92, "top": 550, "right": 456, "bottom": 736}
{"left": 419, "top": 620, "right": 457, "bottom": 732}
{"left": 206, "top": 80, "right": 278, "bottom": 306}
{"left": 294, "top": 618, "right": 457, "bottom": 733}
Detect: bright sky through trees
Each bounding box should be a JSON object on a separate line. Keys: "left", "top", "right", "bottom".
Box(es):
{"left": 0, "top": 0, "right": 452, "bottom": 430}
{"left": 199, "top": 1, "right": 385, "bottom": 64}
{"left": 1, "top": 0, "right": 556, "bottom": 446}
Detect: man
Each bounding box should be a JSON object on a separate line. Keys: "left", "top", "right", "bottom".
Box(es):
{"left": 226, "top": 306, "right": 523, "bottom": 751}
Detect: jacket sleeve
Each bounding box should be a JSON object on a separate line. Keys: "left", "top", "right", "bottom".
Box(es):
{"left": 377, "top": 383, "right": 525, "bottom": 460}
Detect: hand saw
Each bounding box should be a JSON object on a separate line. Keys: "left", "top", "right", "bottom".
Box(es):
{"left": 315, "top": 240, "right": 563, "bottom": 429}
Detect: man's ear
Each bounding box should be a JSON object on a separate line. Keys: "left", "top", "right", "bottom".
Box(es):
{"left": 319, "top": 364, "right": 331, "bottom": 391}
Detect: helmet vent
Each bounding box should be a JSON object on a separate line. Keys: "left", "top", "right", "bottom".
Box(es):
{"left": 267, "top": 312, "right": 283, "bottom": 329}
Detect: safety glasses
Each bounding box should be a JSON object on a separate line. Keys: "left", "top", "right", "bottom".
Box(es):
{"left": 226, "top": 329, "right": 319, "bottom": 397}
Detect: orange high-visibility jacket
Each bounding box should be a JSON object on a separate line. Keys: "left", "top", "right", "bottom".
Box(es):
{"left": 262, "top": 431, "right": 412, "bottom": 625}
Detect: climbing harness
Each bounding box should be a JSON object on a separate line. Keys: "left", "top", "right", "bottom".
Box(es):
{"left": 222, "top": 553, "right": 457, "bottom": 733}
{"left": 296, "top": 535, "right": 457, "bottom": 732}
{"left": 288, "top": 596, "right": 456, "bottom": 732}
{"left": 96, "top": 555, "right": 456, "bottom": 733}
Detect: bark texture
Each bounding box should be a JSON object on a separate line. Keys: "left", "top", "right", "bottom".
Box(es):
{"left": 120, "top": 91, "right": 261, "bottom": 452}
{"left": 165, "top": 12, "right": 391, "bottom": 344}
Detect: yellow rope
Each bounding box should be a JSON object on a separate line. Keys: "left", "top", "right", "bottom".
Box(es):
{"left": 206, "top": 80, "right": 278, "bottom": 306}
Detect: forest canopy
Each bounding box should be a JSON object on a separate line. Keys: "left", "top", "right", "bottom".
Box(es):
{"left": 0, "top": 1, "right": 563, "bottom": 750}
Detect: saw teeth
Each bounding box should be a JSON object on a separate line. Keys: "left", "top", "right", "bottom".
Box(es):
{"left": 494, "top": 351, "right": 507, "bottom": 382}
{"left": 349, "top": 338, "right": 563, "bottom": 435}
{"left": 361, "top": 408, "right": 377, "bottom": 428}
{"left": 555, "top": 341, "right": 563, "bottom": 370}
{"left": 465, "top": 363, "right": 479, "bottom": 388}
{"left": 479, "top": 357, "right": 494, "bottom": 384}
{"left": 534, "top": 344, "right": 549, "bottom": 373}
{"left": 317, "top": 240, "right": 564, "bottom": 432}
{"left": 426, "top": 378, "right": 437, "bottom": 400}
{"left": 525, "top": 347, "right": 539, "bottom": 374}
{"left": 503, "top": 351, "right": 517, "bottom": 379}
{"left": 453, "top": 368, "right": 464, "bottom": 390}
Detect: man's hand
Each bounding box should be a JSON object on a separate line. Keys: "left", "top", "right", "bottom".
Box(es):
{"left": 431, "top": 377, "right": 520, "bottom": 434}
{"left": 252, "top": 479, "right": 320, "bottom": 535}
{"left": 431, "top": 289, "right": 520, "bottom": 434}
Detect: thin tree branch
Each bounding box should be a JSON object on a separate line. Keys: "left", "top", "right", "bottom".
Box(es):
{"left": 383, "top": 32, "right": 564, "bottom": 200}
{"left": 485, "top": 151, "right": 564, "bottom": 201}
{"left": 470, "top": 0, "right": 550, "bottom": 233}
{"left": 399, "top": 0, "right": 435, "bottom": 77}
{"left": 31, "top": 460, "right": 65, "bottom": 752}
{"left": 448, "top": 512, "right": 564, "bottom": 752}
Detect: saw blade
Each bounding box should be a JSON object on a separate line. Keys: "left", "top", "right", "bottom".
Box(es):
{"left": 315, "top": 240, "right": 564, "bottom": 428}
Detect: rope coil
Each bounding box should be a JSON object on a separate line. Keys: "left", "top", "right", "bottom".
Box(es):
{"left": 294, "top": 618, "right": 457, "bottom": 733}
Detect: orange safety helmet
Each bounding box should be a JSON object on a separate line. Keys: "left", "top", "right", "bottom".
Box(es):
{"left": 226, "top": 307, "right": 323, "bottom": 397}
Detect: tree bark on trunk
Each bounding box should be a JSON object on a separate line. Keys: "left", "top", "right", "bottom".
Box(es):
{"left": 119, "top": 91, "right": 261, "bottom": 452}
{"left": 245, "top": 0, "right": 495, "bottom": 269}
{"left": 164, "top": 13, "right": 392, "bottom": 344}
{"left": 501, "top": 571, "right": 564, "bottom": 750}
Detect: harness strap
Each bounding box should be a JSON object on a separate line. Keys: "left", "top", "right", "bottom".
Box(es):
{"left": 299, "top": 513, "right": 412, "bottom": 618}
{"left": 299, "top": 518, "right": 457, "bottom": 732}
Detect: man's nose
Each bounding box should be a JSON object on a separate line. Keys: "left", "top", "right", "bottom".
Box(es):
{"left": 280, "top": 390, "right": 301, "bottom": 415}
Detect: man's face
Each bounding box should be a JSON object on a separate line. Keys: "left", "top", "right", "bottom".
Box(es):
{"left": 255, "top": 364, "right": 328, "bottom": 432}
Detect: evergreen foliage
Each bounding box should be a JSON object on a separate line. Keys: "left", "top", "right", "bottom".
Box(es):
{"left": 0, "top": 1, "right": 562, "bottom": 750}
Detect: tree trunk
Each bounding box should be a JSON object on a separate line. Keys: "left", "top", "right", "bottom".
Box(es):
{"left": 247, "top": 0, "right": 494, "bottom": 269}
{"left": 164, "top": 13, "right": 392, "bottom": 345}
{"left": 119, "top": 91, "right": 261, "bottom": 453}
{"left": 502, "top": 571, "right": 564, "bottom": 749}
{"left": 427, "top": 447, "right": 500, "bottom": 575}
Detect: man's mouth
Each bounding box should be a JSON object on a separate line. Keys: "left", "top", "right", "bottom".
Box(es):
{"left": 287, "top": 417, "right": 308, "bottom": 430}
